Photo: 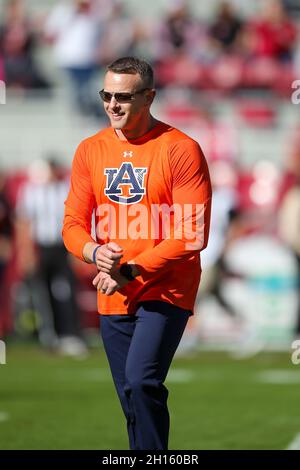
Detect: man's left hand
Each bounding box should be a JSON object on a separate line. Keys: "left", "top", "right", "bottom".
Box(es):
{"left": 92, "top": 270, "right": 129, "bottom": 296}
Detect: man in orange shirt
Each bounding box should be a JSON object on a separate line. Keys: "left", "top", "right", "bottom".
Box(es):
{"left": 63, "top": 57, "right": 212, "bottom": 450}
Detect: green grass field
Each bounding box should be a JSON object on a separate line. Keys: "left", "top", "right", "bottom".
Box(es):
{"left": 0, "top": 343, "right": 299, "bottom": 450}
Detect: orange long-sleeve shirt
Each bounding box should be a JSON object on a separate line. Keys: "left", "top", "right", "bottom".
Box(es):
{"left": 62, "top": 121, "right": 212, "bottom": 315}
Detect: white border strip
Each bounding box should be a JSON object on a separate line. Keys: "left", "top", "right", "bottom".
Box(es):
{"left": 286, "top": 433, "right": 300, "bottom": 450}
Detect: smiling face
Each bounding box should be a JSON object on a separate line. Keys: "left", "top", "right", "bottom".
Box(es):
{"left": 102, "top": 71, "right": 155, "bottom": 139}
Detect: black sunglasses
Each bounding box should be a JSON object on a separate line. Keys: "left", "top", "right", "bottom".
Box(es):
{"left": 99, "top": 88, "right": 149, "bottom": 103}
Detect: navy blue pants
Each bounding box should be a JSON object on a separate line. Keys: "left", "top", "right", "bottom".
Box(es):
{"left": 100, "top": 300, "right": 191, "bottom": 450}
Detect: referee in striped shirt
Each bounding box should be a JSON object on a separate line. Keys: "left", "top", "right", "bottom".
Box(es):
{"left": 16, "top": 158, "right": 86, "bottom": 356}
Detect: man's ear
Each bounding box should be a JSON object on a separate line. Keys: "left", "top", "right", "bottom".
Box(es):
{"left": 145, "top": 89, "right": 156, "bottom": 106}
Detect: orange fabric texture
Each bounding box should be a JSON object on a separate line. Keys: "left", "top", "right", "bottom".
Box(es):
{"left": 63, "top": 121, "right": 212, "bottom": 314}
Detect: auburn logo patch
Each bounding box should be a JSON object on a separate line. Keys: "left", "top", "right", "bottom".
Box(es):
{"left": 104, "top": 162, "right": 147, "bottom": 204}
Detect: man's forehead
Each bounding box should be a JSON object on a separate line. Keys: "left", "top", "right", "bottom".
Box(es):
{"left": 104, "top": 71, "right": 142, "bottom": 90}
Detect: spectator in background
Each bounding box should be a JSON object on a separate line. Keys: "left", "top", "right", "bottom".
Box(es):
{"left": 45, "top": 0, "right": 104, "bottom": 116}
{"left": 0, "top": 0, "right": 50, "bottom": 90}
{"left": 209, "top": 2, "right": 243, "bottom": 54}
{"left": 0, "top": 170, "right": 13, "bottom": 338}
{"left": 277, "top": 127, "right": 300, "bottom": 338}
{"left": 0, "top": 171, "right": 13, "bottom": 283}
{"left": 0, "top": 54, "right": 4, "bottom": 82}
{"left": 243, "top": 0, "right": 298, "bottom": 63}
{"left": 277, "top": 123, "right": 300, "bottom": 206}
{"left": 15, "top": 158, "right": 87, "bottom": 356}
{"left": 98, "top": 2, "right": 142, "bottom": 67}
{"left": 282, "top": 0, "right": 300, "bottom": 17}
{"left": 278, "top": 179, "right": 300, "bottom": 338}
{"left": 153, "top": 0, "right": 204, "bottom": 62}
{"left": 152, "top": 1, "right": 209, "bottom": 88}
{"left": 199, "top": 161, "right": 239, "bottom": 319}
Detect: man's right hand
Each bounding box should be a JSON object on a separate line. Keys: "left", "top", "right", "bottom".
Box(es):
{"left": 83, "top": 241, "right": 123, "bottom": 274}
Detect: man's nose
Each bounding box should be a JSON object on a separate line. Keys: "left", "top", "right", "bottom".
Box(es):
{"left": 109, "top": 96, "right": 119, "bottom": 107}
{"left": 109, "top": 101, "right": 120, "bottom": 112}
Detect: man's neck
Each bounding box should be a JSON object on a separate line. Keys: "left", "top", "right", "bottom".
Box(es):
{"left": 115, "top": 116, "right": 158, "bottom": 141}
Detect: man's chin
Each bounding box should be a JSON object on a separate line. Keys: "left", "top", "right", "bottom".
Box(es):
{"left": 111, "top": 123, "right": 124, "bottom": 129}
{"left": 109, "top": 115, "right": 126, "bottom": 128}
{"left": 110, "top": 120, "right": 126, "bottom": 130}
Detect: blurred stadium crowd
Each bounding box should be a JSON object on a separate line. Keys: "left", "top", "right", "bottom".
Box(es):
{"left": 0, "top": 0, "right": 300, "bottom": 356}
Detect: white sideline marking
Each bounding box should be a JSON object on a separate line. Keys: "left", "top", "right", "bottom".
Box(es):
{"left": 286, "top": 433, "right": 300, "bottom": 450}
{"left": 257, "top": 370, "right": 300, "bottom": 384}
{"left": 0, "top": 412, "right": 9, "bottom": 423}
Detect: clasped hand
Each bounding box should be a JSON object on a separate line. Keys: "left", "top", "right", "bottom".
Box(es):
{"left": 92, "top": 242, "right": 128, "bottom": 295}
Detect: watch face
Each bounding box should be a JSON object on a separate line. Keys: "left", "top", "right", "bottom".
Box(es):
{"left": 120, "top": 263, "right": 135, "bottom": 281}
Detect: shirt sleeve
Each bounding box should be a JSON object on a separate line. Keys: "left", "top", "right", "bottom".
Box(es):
{"left": 62, "top": 141, "right": 96, "bottom": 260}
{"left": 133, "top": 139, "right": 212, "bottom": 280}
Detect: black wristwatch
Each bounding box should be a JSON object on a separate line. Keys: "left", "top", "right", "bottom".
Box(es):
{"left": 119, "top": 263, "right": 136, "bottom": 282}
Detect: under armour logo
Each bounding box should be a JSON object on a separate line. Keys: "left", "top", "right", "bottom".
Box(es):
{"left": 104, "top": 162, "right": 147, "bottom": 204}
{"left": 123, "top": 151, "right": 133, "bottom": 158}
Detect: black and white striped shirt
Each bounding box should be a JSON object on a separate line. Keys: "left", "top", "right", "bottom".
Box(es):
{"left": 17, "top": 179, "right": 69, "bottom": 247}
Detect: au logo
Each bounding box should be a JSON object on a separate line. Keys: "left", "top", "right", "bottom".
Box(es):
{"left": 104, "top": 162, "right": 147, "bottom": 204}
